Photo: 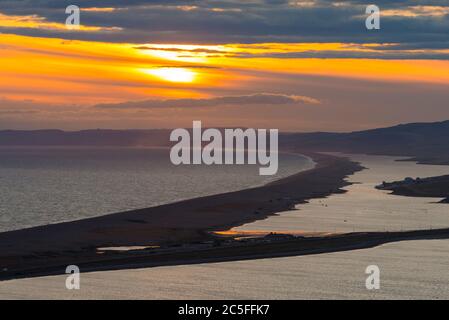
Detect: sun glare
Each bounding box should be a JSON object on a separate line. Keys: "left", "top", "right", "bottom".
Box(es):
{"left": 140, "top": 67, "right": 196, "bottom": 83}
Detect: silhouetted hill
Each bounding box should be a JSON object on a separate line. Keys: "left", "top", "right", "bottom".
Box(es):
{"left": 280, "top": 120, "right": 449, "bottom": 164}
{"left": 1, "top": 120, "right": 449, "bottom": 163}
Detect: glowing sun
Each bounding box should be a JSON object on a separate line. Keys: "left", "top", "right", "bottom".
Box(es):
{"left": 141, "top": 67, "right": 196, "bottom": 83}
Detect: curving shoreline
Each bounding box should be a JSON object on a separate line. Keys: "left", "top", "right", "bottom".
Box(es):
{"left": 4, "top": 227, "right": 449, "bottom": 282}
{"left": 0, "top": 152, "right": 363, "bottom": 279}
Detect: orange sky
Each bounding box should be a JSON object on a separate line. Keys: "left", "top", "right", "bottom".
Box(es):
{"left": 1, "top": 31, "right": 449, "bottom": 131}
{"left": 2, "top": 33, "right": 449, "bottom": 105}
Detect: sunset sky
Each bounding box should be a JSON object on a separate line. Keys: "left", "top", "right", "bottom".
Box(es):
{"left": 0, "top": 0, "right": 448, "bottom": 131}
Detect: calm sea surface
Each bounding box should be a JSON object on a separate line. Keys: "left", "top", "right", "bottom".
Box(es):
{"left": 1, "top": 154, "right": 449, "bottom": 299}
{"left": 0, "top": 147, "right": 313, "bottom": 232}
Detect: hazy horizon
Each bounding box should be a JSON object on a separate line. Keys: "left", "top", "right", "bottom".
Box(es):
{"left": 1, "top": 118, "right": 449, "bottom": 134}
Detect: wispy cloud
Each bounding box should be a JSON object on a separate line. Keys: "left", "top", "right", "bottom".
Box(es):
{"left": 82, "top": 7, "right": 119, "bottom": 13}
{"left": 0, "top": 11, "right": 121, "bottom": 32}
{"left": 382, "top": 6, "right": 449, "bottom": 17}
{"left": 95, "top": 93, "right": 320, "bottom": 109}
{"left": 135, "top": 42, "right": 449, "bottom": 60}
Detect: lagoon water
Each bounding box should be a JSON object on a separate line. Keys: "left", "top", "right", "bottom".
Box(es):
{"left": 1, "top": 153, "right": 449, "bottom": 299}
{"left": 0, "top": 147, "right": 313, "bottom": 232}
{"left": 235, "top": 154, "right": 449, "bottom": 233}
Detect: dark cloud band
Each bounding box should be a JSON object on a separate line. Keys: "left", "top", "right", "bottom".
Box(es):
{"left": 0, "top": 0, "right": 447, "bottom": 58}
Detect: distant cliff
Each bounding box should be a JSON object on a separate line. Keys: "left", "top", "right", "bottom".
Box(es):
{"left": 280, "top": 120, "right": 449, "bottom": 164}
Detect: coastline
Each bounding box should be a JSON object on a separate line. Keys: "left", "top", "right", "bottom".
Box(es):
{"left": 0, "top": 151, "right": 363, "bottom": 279}
{"left": 0, "top": 148, "right": 313, "bottom": 233}
{"left": 4, "top": 227, "right": 449, "bottom": 281}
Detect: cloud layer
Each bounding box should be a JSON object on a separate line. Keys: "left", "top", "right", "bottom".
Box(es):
{"left": 95, "top": 93, "right": 320, "bottom": 109}
{"left": 0, "top": 0, "right": 447, "bottom": 59}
